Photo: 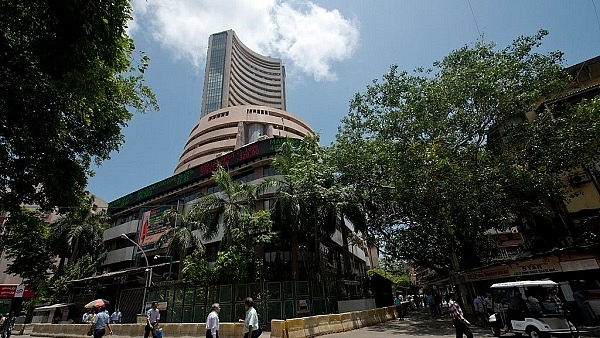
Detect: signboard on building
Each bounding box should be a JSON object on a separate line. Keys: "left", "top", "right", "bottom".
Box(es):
{"left": 463, "top": 265, "right": 512, "bottom": 282}
{"left": 108, "top": 138, "right": 301, "bottom": 210}
{"left": 510, "top": 256, "right": 562, "bottom": 277}
{"left": 560, "top": 258, "right": 599, "bottom": 272}
{"left": 0, "top": 284, "right": 35, "bottom": 298}
{"left": 139, "top": 206, "right": 171, "bottom": 249}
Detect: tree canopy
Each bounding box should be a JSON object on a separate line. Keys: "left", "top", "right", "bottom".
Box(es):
{"left": 0, "top": 0, "right": 158, "bottom": 212}
{"left": 331, "top": 30, "right": 600, "bottom": 274}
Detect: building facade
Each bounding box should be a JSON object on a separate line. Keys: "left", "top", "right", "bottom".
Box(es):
{"left": 89, "top": 30, "right": 375, "bottom": 324}
{"left": 200, "top": 30, "right": 286, "bottom": 118}
{"left": 174, "top": 105, "right": 312, "bottom": 174}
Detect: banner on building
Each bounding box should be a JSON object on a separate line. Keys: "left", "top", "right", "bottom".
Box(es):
{"left": 0, "top": 284, "right": 35, "bottom": 298}
{"left": 139, "top": 206, "right": 172, "bottom": 249}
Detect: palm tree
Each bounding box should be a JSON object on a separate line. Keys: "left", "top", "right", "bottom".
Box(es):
{"left": 156, "top": 208, "right": 205, "bottom": 279}
{"left": 189, "top": 164, "right": 258, "bottom": 247}
{"left": 262, "top": 135, "right": 341, "bottom": 282}
{"left": 47, "top": 194, "right": 109, "bottom": 275}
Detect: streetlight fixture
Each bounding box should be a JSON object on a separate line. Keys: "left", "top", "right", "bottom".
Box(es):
{"left": 154, "top": 255, "right": 173, "bottom": 281}
{"left": 120, "top": 234, "right": 152, "bottom": 314}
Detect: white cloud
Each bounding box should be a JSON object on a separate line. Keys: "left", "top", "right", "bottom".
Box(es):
{"left": 129, "top": 0, "right": 360, "bottom": 81}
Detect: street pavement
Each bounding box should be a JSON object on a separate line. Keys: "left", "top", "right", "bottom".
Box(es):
{"left": 16, "top": 308, "right": 599, "bottom": 338}
{"left": 311, "top": 308, "right": 599, "bottom": 338}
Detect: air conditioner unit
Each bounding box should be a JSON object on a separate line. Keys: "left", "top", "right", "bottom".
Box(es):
{"left": 569, "top": 173, "right": 591, "bottom": 185}
{"left": 257, "top": 135, "right": 269, "bottom": 141}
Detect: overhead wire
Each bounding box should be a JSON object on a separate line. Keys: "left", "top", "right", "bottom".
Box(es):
{"left": 593, "top": 0, "right": 600, "bottom": 34}
{"left": 467, "top": 0, "right": 481, "bottom": 36}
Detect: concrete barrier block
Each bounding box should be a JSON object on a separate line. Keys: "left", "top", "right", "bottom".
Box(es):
{"left": 63, "top": 324, "right": 79, "bottom": 336}
{"left": 178, "top": 323, "right": 199, "bottom": 337}
{"left": 217, "top": 322, "right": 241, "bottom": 338}
{"left": 286, "top": 318, "right": 305, "bottom": 338}
{"left": 160, "top": 323, "right": 181, "bottom": 337}
{"left": 270, "top": 319, "right": 286, "bottom": 338}
{"left": 48, "top": 324, "right": 60, "bottom": 335}
{"left": 22, "top": 323, "right": 34, "bottom": 335}
{"left": 339, "top": 312, "right": 353, "bottom": 332}
{"left": 368, "top": 309, "right": 378, "bottom": 326}
{"left": 376, "top": 308, "right": 386, "bottom": 323}
{"left": 357, "top": 310, "right": 369, "bottom": 327}
{"left": 385, "top": 306, "right": 395, "bottom": 320}
{"left": 315, "top": 315, "right": 330, "bottom": 335}
{"left": 302, "top": 316, "right": 318, "bottom": 337}
{"left": 328, "top": 314, "right": 342, "bottom": 333}
{"left": 115, "top": 323, "right": 143, "bottom": 337}
{"left": 350, "top": 311, "right": 362, "bottom": 329}
{"left": 11, "top": 323, "right": 24, "bottom": 335}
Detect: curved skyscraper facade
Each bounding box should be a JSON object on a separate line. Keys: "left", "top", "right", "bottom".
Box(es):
{"left": 201, "top": 30, "right": 286, "bottom": 117}
{"left": 174, "top": 105, "right": 313, "bottom": 174}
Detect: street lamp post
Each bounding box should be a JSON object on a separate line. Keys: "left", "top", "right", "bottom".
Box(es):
{"left": 120, "top": 234, "right": 152, "bottom": 314}
{"left": 154, "top": 255, "right": 173, "bottom": 281}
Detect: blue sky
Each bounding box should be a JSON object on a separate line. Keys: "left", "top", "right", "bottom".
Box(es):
{"left": 87, "top": 0, "right": 600, "bottom": 203}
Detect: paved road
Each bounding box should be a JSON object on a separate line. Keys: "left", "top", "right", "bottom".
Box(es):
{"left": 16, "top": 308, "right": 599, "bottom": 338}
{"left": 319, "top": 309, "right": 598, "bottom": 338}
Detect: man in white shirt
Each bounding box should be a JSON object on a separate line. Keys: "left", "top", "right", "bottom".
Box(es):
{"left": 205, "top": 303, "right": 220, "bottom": 338}
{"left": 239, "top": 297, "right": 259, "bottom": 338}
{"left": 144, "top": 302, "right": 160, "bottom": 338}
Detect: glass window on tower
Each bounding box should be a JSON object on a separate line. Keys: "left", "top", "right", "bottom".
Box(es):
{"left": 204, "top": 32, "right": 227, "bottom": 115}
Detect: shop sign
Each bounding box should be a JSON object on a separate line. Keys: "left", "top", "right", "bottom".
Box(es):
{"left": 0, "top": 284, "right": 35, "bottom": 298}
{"left": 510, "top": 256, "right": 562, "bottom": 276}
{"left": 560, "top": 258, "right": 599, "bottom": 272}
{"left": 463, "top": 265, "right": 511, "bottom": 281}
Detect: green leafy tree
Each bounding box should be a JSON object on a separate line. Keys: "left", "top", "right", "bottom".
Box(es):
{"left": 156, "top": 208, "right": 205, "bottom": 278}
{"left": 333, "top": 30, "right": 600, "bottom": 274}
{"left": 47, "top": 194, "right": 110, "bottom": 274}
{"left": 189, "top": 165, "right": 258, "bottom": 246}
{"left": 0, "top": 0, "right": 158, "bottom": 213}
{"left": 51, "top": 252, "right": 106, "bottom": 300}
{"left": 267, "top": 135, "right": 348, "bottom": 281}
{"left": 0, "top": 208, "right": 53, "bottom": 285}
{"left": 182, "top": 249, "right": 211, "bottom": 284}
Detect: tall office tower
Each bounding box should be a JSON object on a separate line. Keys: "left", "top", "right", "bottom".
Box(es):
{"left": 200, "top": 30, "right": 286, "bottom": 117}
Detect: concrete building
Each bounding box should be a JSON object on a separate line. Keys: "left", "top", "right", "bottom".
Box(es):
{"left": 200, "top": 30, "right": 286, "bottom": 117}
{"left": 174, "top": 105, "right": 312, "bottom": 174}
{"left": 90, "top": 30, "right": 375, "bottom": 324}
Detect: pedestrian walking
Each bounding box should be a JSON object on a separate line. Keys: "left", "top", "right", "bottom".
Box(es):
{"left": 394, "top": 295, "right": 403, "bottom": 320}
{"left": 448, "top": 292, "right": 473, "bottom": 338}
{"left": 1, "top": 312, "right": 15, "bottom": 338}
{"left": 473, "top": 294, "right": 487, "bottom": 325}
{"left": 0, "top": 313, "right": 4, "bottom": 338}
{"left": 144, "top": 302, "right": 160, "bottom": 338}
{"left": 205, "top": 303, "right": 220, "bottom": 338}
{"left": 239, "top": 297, "right": 260, "bottom": 338}
{"left": 89, "top": 306, "right": 112, "bottom": 338}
